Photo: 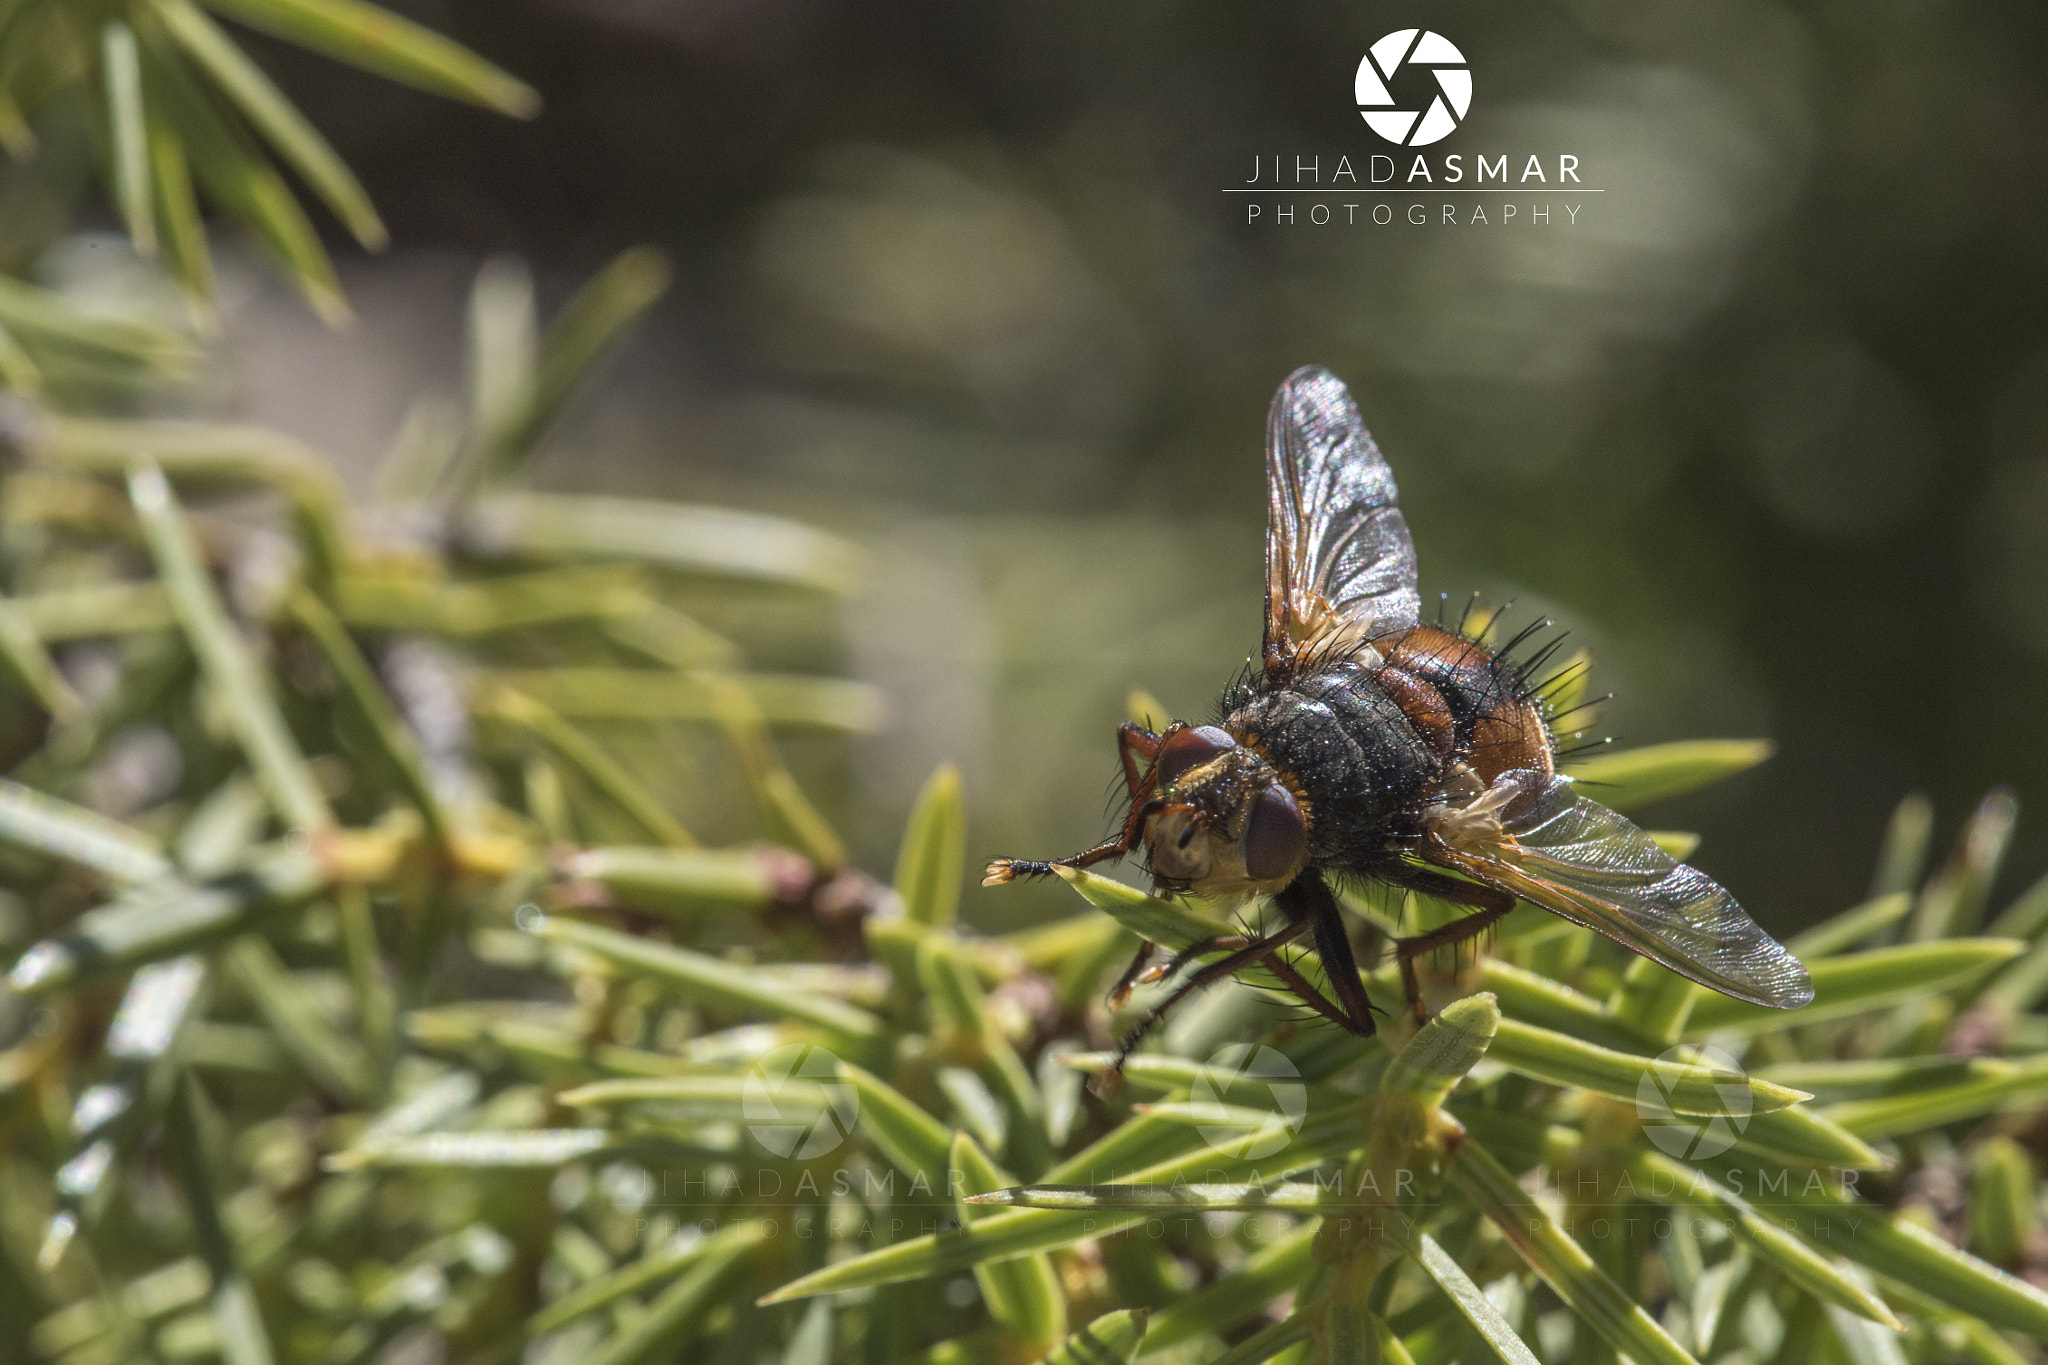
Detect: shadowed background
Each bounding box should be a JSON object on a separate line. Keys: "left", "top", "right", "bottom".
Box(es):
{"left": 70, "top": 0, "right": 2048, "bottom": 935}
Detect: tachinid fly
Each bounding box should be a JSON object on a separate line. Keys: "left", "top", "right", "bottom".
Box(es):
{"left": 984, "top": 366, "right": 1813, "bottom": 1064}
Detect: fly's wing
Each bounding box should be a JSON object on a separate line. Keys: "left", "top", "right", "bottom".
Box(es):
{"left": 1431, "top": 770, "right": 1814, "bottom": 1010}
{"left": 1264, "top": 366, "right": 1420, "bottom": 678}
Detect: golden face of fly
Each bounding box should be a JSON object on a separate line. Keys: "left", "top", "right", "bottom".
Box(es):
{"left": 1142, "top": 725, "right": 1308, "bottom": 899}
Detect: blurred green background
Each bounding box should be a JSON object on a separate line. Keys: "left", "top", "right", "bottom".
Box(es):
{"left": 36, "top": 0, "right": 2048, "bottom": 936}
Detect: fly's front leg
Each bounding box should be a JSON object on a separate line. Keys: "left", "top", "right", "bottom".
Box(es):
{"left": 1110, "top": 929, "right": 1258, "bottom": 1011}
{"left": 1104, "top": 879, "right": 1378, "bottom": 1082}
{"left": 981, "top": 808, "right": 1152, "bottom": 885}
{"left": 984, "top": 722, "right": 1166, "bottom": 886}
{"left": 1117, "top": 721, "right": 1162, "bottom": 796}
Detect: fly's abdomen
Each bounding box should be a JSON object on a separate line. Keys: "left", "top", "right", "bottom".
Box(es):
{"left": 1373, "top": 625, "right": 1555, "bottom": 783}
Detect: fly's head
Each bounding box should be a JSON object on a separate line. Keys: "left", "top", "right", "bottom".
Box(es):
{"left": 1142, "top": 724, "right": 1309, "bottom": 898}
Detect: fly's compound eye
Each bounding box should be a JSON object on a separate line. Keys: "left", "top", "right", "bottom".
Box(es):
{"left": 1153, "top": 725, "right": 1236, "bottom": 789}
{"left": 1242, "top": 783, "right": 1307, "bottom": 883}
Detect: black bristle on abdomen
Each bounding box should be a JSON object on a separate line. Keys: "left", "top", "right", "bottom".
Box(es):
{"left": 1514, "top": 632, "right": 1572, "bottom": 687}
{"left": 1488, "top": 616, "right": 1553, "bottom": 672}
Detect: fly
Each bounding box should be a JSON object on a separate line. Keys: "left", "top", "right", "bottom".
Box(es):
{"left": 984, "top": 366, "right": 1813, "bottom": 1064}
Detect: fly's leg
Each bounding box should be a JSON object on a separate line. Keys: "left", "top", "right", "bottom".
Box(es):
{"left": 1272, "top": 873, "right": 1381, "bottom": 1037}
{"left": 1376, "top": 864, "right": 1517, "bottom": 1022}
{"left": 1105, "top": 941, "right": 1156, "bottom": 1011}
{"left": 1110, "top": 875, "right": 1381, "bottom": 1063}
{"left": 1261, "top": 954, "right": 1377, "bottom": 1038}
{"left": 1106, "top": 870, "right": 1379, "bottom": 1075}
{"left": 1128, "top": 933, "right": 1254, "bottom": 992}
{"left": 1115, "top": 721, "right": 1161, "bottom": 795}
{"left": 1395, "top": 907, "right": 1512, "bottom": 1022}
{"left": 985, "top": 722, "right": 1163, "bottom": 885}
{"left": 984, "top": 843, "right": 1133, "bottom": 885}
{"left": 1110, "top": 932, "right": 1257, "bottom": 1012}
{"left": 1307, "top": 879, "right": 1382, "bottom": 1036}
{"left": 1108, "top": 916, "right": 1315, "bottom": 1070}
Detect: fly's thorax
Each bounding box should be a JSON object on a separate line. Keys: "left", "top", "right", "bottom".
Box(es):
{"left": 1142, "top": 724, "right": 1308, "bottom": 898}
{"left": 1226, "top": 671, "right": 1445, "bottom": 858}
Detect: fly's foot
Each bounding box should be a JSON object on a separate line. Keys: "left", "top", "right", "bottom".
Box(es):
{"left": 981, "top": 858, "right": 1053, "bottom": 886}
{"left": 1130, "top": 935, "right": 1249, "bottom": 992}
{"left": 1106, "top": 942, "right": 1157, "bottom": 1011}
{"left": 1131, "top": 961, "right": 1174, "bottom": 989}
{"left": 1087, "top": 1065, "right": 1127, "bottom": 1100}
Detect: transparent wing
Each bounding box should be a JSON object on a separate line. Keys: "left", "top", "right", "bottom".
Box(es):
{"left": 1431, "top": 770, "right": 1814, "bottom": 1010}
{"left": 1264, "top": 366, "right": 1420, "bottom": 676}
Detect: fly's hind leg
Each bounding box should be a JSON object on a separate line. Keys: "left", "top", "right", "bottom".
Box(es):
{"left": 1375, "top": 864, "right": 1517, "bottom": 1023}
{"left": 1395, "top": 905, "right": 1513, "bottom": 1023}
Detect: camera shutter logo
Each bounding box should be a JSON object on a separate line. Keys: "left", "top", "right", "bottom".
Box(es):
{"left": 1636, "top": 1044, "right": 1753, "bottom": 1160}
{"left": 1356, "top": 29, "right": 1471, "bottom": 147}
{"left": 1192, "top": 1044, "right": 1307, "bottom": 1160}
{"left": 744, "top": 1044, "right": 860, "bottom": 1159}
